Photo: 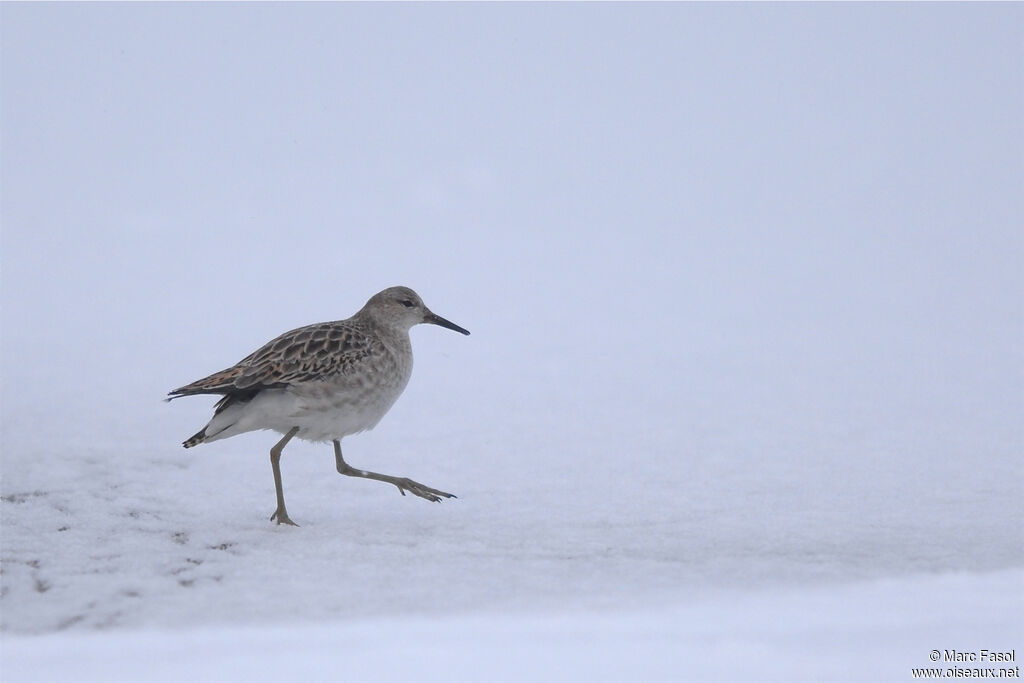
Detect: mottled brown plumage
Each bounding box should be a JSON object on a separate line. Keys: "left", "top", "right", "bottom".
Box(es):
{"left": 168, "top": 319, "right": 381, "bottom": 397}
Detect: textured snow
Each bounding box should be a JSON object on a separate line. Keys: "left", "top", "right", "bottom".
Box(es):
{"left": 2, "top": 3, "right": 1022, "bottom": 681}
{"left": 3, "top": 571, "right": 1021, "bottom": 683}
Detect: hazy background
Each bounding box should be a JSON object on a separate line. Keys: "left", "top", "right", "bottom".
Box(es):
{"left": 2, "top": 3, "right": 1021, "bottom": 678}
{"left": 4, "top": 3, "right": 1019, "bottom": 415}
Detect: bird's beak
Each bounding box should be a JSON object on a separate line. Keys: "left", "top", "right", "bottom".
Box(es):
{"left": 425, "top": 312, "right": 470, "bottom": 336}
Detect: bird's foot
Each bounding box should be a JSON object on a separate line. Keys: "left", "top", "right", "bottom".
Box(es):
{"left": 270, "top": 508, "right": 300, "bottom": 526}
{"left": 392, "top": 477, "right": 456, "bottom": 503}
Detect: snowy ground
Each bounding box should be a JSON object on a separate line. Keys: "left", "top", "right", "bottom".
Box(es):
{"left": 3, "top": 322, "right": 1021, "bottom": 679}
{"left": 2, "top": 3, "right": 1022, "bottom": 681}
{"left": 4, "top": 571, "right": 1021, "bottom": 682}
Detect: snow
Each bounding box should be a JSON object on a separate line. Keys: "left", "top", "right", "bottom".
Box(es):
{"left": 2, "top": 3, "right": 1022, "bottom": 681}
{"left": 4, "top": 571, "right": 1021, "bottom": 682}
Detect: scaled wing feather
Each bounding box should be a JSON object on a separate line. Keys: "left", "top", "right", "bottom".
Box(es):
{"left": 167, "top": 321, "right": 378, "bottom": 398}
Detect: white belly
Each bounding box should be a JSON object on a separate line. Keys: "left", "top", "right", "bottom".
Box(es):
{"left": 203, "top": 368, "right": 412, "bottom": 444}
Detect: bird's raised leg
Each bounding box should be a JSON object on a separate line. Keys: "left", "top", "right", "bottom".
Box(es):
{"left": 269, "top": 427, "right": 301, "bottom": 526}
{"left": 333, "top": 440, "right": 456, "bottom": 503}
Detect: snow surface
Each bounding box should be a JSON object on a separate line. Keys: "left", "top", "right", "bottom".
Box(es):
{"left": 2, "top": 3, "right": 1022, "bottom": 681}
{"left": 3, "top": 571, "right": 1021, "bottom": 683}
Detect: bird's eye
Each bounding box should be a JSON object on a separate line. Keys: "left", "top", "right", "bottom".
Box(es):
{"left": 400, "top": 300, "right": 415, "bottom": 308}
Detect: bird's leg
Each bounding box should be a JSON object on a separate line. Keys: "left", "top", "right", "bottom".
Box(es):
{"left": 333, "top": 440, "right": 456, "bottom": 503}
{"left": 269, "top": 427, "right": 301, "bottom": 526}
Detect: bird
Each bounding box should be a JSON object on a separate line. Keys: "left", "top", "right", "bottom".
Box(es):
{"left": 167, "top": 286, "right": 470, "bottom": 526}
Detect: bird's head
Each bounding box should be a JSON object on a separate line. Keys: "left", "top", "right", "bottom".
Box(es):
{"left": 362, "top": 286, "right": 470, "bottom": 336}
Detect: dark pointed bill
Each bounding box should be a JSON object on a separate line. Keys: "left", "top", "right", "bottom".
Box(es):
{"left": 425, "top": 312, "right": 470, "bottom": 336}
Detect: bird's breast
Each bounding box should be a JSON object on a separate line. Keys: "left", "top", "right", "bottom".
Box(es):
{"left": 286, "top": 342, "right": 413, "bottom": 439}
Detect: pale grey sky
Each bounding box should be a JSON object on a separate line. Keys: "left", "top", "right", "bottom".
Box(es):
{"left": 2, "top": 3, "right": 1021, "bottom": 435}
